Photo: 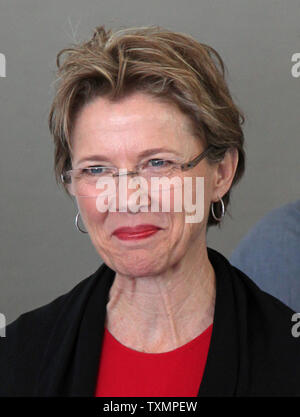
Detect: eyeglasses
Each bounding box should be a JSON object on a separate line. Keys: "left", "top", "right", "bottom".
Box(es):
{"left": 61, "top": 145, "right": 212, "bottom": 197}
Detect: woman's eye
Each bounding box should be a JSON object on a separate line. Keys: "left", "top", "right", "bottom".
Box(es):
{"left": 84, "top": 167, "right": 106, "bottom": 175}
{"left": 148, "top": 159, "right": 171, "bottom": 168}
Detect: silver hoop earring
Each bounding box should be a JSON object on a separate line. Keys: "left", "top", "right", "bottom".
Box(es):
{"left": 75, "top": 212, "right": 88, "bottom": 234}
{"left": 211, "top": 196, "right": 225, "bottom": 222}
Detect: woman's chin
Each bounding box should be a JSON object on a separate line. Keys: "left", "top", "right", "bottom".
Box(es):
{"left": 114, "top": 257, "right": 163, "bottom": 277}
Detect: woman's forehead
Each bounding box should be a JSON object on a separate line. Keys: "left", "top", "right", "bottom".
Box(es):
{"left": 73, "top": 93, "right": 192, "bottom": 136}
{"left": 71, "top": 94, "right": 197, "bottom": 156}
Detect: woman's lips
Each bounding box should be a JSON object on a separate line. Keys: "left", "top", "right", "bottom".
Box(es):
{"left": 112, "top": 225, "right": 161, "bottom": 240}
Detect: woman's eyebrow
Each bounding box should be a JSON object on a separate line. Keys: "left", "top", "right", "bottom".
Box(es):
{"left": 76, "top": 148, "right": 182, "bottom": 164}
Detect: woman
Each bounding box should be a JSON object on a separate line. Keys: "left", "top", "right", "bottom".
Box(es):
{"left": 0, "top": 25, "right": 299, "bottom": 397}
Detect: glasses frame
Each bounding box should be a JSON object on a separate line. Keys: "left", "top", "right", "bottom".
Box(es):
{"left": 61, "top": 145, "right": 212, "bottom": 186}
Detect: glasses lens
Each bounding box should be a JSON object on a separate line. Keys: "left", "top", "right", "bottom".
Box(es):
{"left": 68, "top": 164, "right": 186, "bottom": 197}
{"left": 73, "top": 174, "right": 113, "bottom": 197}
{"left": 140, "top": 164, "right": 183, "bottom": 191}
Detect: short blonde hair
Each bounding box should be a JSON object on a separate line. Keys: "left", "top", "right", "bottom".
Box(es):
{"left": 49, "top": 24, "right": 245, "bottom": 227}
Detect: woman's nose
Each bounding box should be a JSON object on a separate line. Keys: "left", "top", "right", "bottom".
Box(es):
{"left": 113, "top": 174, "right": 151, "bottom": 213}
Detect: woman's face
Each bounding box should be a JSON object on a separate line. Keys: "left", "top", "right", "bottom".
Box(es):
{"left": 71, "top": 92, "right": 216, "bottom": 277}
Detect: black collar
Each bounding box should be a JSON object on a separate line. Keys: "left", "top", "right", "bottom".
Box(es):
{"left": 35, "top": 248, "right": 241, "bottom": 396}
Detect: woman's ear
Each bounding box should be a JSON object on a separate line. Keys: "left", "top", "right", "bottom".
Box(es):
{"left": 211, "top": 148, "right": 239, "bottom": 202}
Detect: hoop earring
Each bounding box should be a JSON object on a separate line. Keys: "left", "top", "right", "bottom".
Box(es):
{"left": 75, "top": 212, "right": 88, "bottom": 234}
{"left": 211, "top": 196, "right": 225, "bottom": 222}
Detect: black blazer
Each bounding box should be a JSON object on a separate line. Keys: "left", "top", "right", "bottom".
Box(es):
{"left": 0, "top": 247, "right": 299, "bottom": 397}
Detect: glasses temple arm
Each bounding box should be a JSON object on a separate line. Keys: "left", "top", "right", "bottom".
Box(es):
{"left": 180, "top": 146, "right": 212, "bottom": 171}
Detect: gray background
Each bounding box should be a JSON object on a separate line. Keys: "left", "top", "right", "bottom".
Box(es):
{"left": 0, "top": 0, "right": 299, "bottom": 324}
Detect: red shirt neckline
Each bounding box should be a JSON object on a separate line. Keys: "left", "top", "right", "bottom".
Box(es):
{"left": 104, "top": 323, "right": 213, "bottom": 357}
{"left": 95, "top": 323, "right": 213, "bottom": 396}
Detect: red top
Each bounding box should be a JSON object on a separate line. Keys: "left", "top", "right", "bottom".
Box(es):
{"left": 94, "top": 324, "right": 213, "bottom": 397}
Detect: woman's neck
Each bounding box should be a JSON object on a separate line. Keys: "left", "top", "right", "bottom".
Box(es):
{"left": 105, "top": 246, "right": 216, "bottom": 353}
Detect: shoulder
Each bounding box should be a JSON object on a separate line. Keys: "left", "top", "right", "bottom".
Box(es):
{"left": 229, "top": 258, "right": 300, "bottom": 394}
{"left": 248, "top": 200, "right": 300, "bottom": 230}
{"left": 209, "top": 248, "right": 300, "bottom": 395}
{"left": 0, "top": 264, "right": 105, "bottom": 396}
{"left": 211, "top": 246, "right": 296, "bottom": 323}
{"left": 229, "top": 201, "right": 300, "bottom": 310}
{"left": 231, "top": 200, "right": 300, "bottom": 257}
{"left": 2, "top": 267, "right": 99, "bottom": 338}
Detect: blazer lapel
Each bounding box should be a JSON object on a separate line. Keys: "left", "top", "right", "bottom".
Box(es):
{"left": 34, "top": 263, "right": 115, "bottom": 396}
{"left": 197, "top": 248, "right": 239, "bottom": 396}
{"left": 68, "top": 264, "right": 115, "bottom": 396}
